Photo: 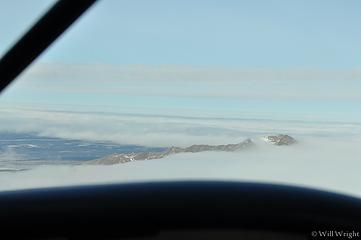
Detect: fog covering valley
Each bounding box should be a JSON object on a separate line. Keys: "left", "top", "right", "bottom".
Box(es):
{"left": 0, "top": 108, "right": 361, "bottom": 197}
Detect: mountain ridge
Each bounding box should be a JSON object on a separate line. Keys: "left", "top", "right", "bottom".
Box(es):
{"left": 86, "top": 134, "right": 296, "bottom": 165}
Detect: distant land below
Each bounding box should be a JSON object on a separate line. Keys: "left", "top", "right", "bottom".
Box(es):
{"left": 0, "top": 131, "right": 298, "bottom": 170}
{"left": 87, "top": 134, "right": 297, "bottom": 165}
{"left": 0, "top": 132, "right": 165, "bottom": 170}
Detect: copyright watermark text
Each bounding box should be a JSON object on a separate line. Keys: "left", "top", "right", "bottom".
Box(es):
{"left": 311, "top": 230, "right": 360, "bottom": 239}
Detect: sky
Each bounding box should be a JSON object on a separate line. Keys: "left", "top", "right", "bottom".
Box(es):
{"left": 0, "top": 0, "right": 361, "bottom": 137}
{"left": 1, "top": 0, "right": 361, "bottom": 67}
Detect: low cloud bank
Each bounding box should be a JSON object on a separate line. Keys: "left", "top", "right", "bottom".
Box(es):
{"left": 1, "top": 137, "right": 361, "bottom": 198}
{"left": 1, "top": 105, "right": 360, "bottom": 197}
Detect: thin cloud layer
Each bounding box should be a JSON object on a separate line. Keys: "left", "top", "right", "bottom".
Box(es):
{"left": 3, "top": 63, "right": 361, "bottom": 101}
{"left": 1, "top": 108, "right": 360, "bottom": 147}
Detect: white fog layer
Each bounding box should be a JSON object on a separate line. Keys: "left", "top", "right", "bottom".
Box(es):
{"left": 0, "top": 135, "right": 361, "bottom": 198}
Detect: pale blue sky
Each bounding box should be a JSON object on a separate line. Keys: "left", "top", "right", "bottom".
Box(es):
{"left": 0, "top": 0, "right": 361, "bottom": 123}
{"left": 1, "top": 0, "right": 361, "bottom": 68}
{"left": 54, "top": 0, "right": 361, "bottom": 68}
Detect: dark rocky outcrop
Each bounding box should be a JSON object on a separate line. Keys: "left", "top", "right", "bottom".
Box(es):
{"left": 262, "top": 134, "right": 297, "bottom": 146}
{"left": 86, "top": 135, "right": 297, "bottom": 165}
{"left": 87, "top": 138, "right": 254, "bottom": 165}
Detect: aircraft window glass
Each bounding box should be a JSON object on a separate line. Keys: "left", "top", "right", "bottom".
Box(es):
{"left": 0, "top": 0, "right": 361, "bottom": 197}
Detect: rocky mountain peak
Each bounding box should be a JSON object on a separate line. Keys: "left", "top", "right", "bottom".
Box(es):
{"left": 262, "top": 134, "right": 297, "bottom": 146}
